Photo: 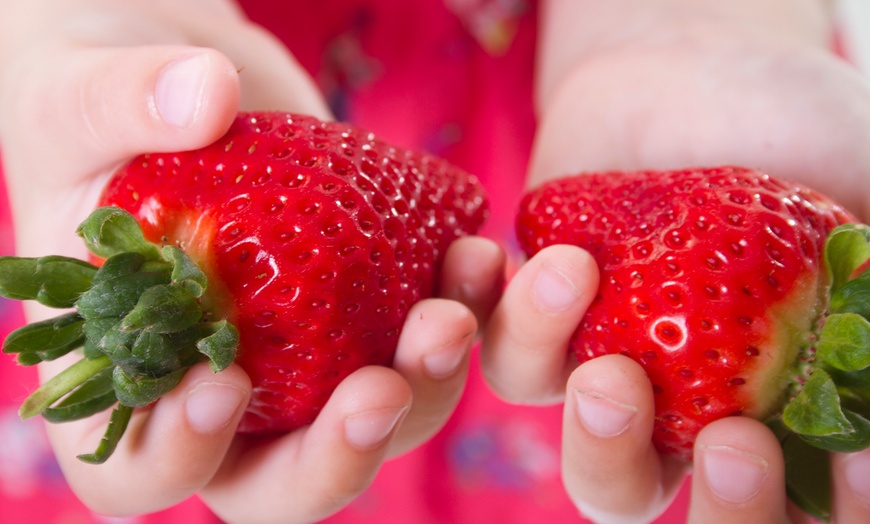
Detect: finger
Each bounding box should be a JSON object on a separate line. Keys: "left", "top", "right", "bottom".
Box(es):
{"left": 563, "top": 354, "right": 687, "bottom": 523}
{"left": 201, "top": 366, "right": 411, "bottom": 524}
{"left": 2, "top": 44, "right": 240, "bottom": 181}
{"left": 482, "top": 244, "right": 598, "bottom": 404}
{"left": 389, "top": 298, "right": 477, "bottom": 456}
{"left": 439, "top": 236, "right": 505, "bottom": 326}
{"left": 45, "top": 362, "right": 251, "bottom": 516}
{"left": 688, "top": 417, "right": 787, "bottom": 524}
{"left": 832, "top": 447, "right": 870, "bottom": 523}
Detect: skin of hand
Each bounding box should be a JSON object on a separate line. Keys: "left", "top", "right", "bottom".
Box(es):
{"left": 0, "top": 1, "right": 504, "bottom": 522}
{"left": 483, "top": 0, "right": 870, "bottom": 522}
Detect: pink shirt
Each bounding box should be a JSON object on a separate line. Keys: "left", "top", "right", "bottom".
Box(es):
{"left": 0, "top": 1, "right": 698, "bottom": 522}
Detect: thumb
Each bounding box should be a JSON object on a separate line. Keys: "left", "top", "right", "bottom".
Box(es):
{"left": 1, "top": 44, "right": 240, "bottom": 179}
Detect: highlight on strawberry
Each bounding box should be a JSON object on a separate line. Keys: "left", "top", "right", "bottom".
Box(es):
{"left": 516, "top": 166, "right": 870, "bottom": 521}
{"left": 0, "top": 112, "right": 488, "bottom": 465}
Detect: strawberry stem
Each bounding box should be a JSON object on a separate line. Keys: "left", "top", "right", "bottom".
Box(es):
{"left": 0, "top": 207, "right": 240, "bottom": 464}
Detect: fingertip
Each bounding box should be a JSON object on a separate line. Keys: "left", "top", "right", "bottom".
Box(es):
{"left": 568, "top": 355, "right": 651, "bottom": 439}
{"left": 387, "top": 299, "right": 475, "bottom": 455}
{"left": 440, "top": 236, "right": 506, "bottom": 324}
{"left": 139, "top": 362, "right": 251, "bottom": 477}
{"left": 570, "top": 354, "right": 651, "bottom": 400}
{"left": 343, "top": 405, "right": 410, "bottom": 452}
{"left": 320, "top": 366, "right": 412, "bottom": 452}
{"left": 296, "top": 367, "right": 411, "bottom": 504}
{"left": 180, "top": 363, "right": 251, "bottom": 436}
{"left": 145, "top": 47, "right": 240, "bottom": 150}
{"left": 152, "top": 48, "right": 240, "bottom": 136}
{"left": 394, "top": 298, "right": 477, "bottom": 381}
{"left": 562, "top": 355, "right": 677, "bottom": 523}
{"left": 529, "top": 245, "right": 599, "bottom": 314}
{"left": 689, "top": 417, "right": 785, "bottom": 520}
{"left": 201, "top": 366, "right": 412, "bottom": 523}
{"left": 832, "top": 447, "right": 870, "bottom": 522}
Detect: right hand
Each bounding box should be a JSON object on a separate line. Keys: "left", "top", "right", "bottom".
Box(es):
{"left": 483, "top": 1, "right": 870, "bottom": 522}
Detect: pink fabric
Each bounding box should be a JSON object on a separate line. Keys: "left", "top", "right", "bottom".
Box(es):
{"left": 0, "top": 1, "right": 693, "bottom": 522}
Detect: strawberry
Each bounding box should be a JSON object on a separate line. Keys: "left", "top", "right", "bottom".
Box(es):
{"left": 0, "top": 112, "right": 488, "bottom": 463}
{"left": 516, "top": 166, "right": 870, "bottom": 521}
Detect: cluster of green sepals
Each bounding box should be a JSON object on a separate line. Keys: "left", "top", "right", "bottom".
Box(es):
{"left": 771, "top": 223, "right": 870, "bottom": 521}
{"left": 0, "top": 207, "right": 238, "bottom": 464}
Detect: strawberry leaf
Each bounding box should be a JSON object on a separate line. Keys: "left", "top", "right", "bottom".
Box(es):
{"left": 93, "top": 320, "right": 137, "bottom": 359}
{"left": 2, "top": 312, "right": 84, "bottom": 364}
{"left": 90, "top": 252, "right": 147, "bottom": 283}
{"left": 0, "top": 256, "right": 97, "bottom": 308}
{"left": 129, "top": 331, "right": 183, "bottom": 376}
{"left": 76, "top": 271, "right": 171, "bottom": 320}
{"left": 816, "top": 313, "right": 870, "bottom": 371}
{"left": 15, "top": 352, "right": 43, "bottom": 366}
{"left": 798, "top": 410, "right": 870, "bottom": 453}
{"left": 19, "top": 355, "right": 112, "bottom": 419}
{"left": 112, "top": 367, "right": 186, "bottom": 408}
{"left": 97, "top": 327, "right": 183, "bottom": 378}
{"left": 782, "top": 369, "right": 853, "bottom": 437}
{"left": 829, "top": 367, "right": 870, "bottom": 388}
{"left": 825, "top": 223, "right": 870, "bottom": 296}
{"left": 42, "top": 367, "right": 116, "bottom": 422}
{"left": 83, "top": 317, "right": 121, "bottom": 359}
{"left": 2, "top": 206, "right": 242, "bottom": 463}
{"left": 779, "top": 427, "right": 832, "bottom": 522}
{"left": 76, "top": 207, "right": 161, "bottom": 261}
{"left": 828, "top": 272, "right": 870, "bottom": 318}
{"left": 162, "top": 245, "right": 207, "bottom": 298}
{"left": 120, "top": 284, "right": 202, "bottom": 333}
{"left": 196, "top": 320, "right": 238, "bottom": 372}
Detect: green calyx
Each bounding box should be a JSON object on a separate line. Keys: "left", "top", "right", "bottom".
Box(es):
{"left": 771, "top": 223, "right": 870, "bottom": 522}
{"left": 0, "top": 207, "right": 238, "bottom": 464}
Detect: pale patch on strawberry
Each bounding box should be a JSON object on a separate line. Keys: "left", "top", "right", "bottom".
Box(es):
{"left": 751, "top": 271, "right": 824, "bottom": 421}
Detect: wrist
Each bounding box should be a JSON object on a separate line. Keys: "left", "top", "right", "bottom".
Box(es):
{"left": 536, "top": 0, "right": 834, "bottom": 110}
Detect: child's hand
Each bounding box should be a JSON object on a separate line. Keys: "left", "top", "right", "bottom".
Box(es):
{"left": 0, "top": 1, "right": 503, "bottom": 521}
{"left": 484, "top": 1, "right": 870, "bottom": 522}
{"left": 530, "top": 0, "right": 870, "bottom": 219}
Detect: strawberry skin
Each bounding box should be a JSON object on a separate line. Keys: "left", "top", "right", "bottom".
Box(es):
{"left": 516, "top": 166, "right": 854, "bottom": 459}
{"left": 98, "top": 112, "right": 488, "bottom": 433}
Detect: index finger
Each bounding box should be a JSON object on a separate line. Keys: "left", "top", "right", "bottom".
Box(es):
{"left": 481, "top": 244, "right": 598, "bottom": 404}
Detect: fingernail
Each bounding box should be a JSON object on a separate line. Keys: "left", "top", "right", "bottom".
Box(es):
{"left": 702, "top": 445, "right": 769, "bottom": 505}
{"left": 185, "top": 382, "right": 246, "bottom": 434}
{"left": 423, "top": 332, "right": 471, "bottom": 379}
{"left": 533, "top": 265, "right": 580, "bottom": 312}
{"left": 344, "top": 406, "right": 408, "bottom": 451}
{"left": 574, "top": 389, "right": 637, "bottom": 437}
{"left": 844, "top": 449, "right": 870, "bottom": 504}
{"left": 155, "top": 54, "right": 210, "bottom": 128}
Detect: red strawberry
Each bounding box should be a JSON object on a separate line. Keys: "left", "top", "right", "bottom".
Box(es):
{"left": 516, "top": 166, "right": 870, "bottom": 521}
{"left": 0, "top": 112, "right": 488, "bottom": 462}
